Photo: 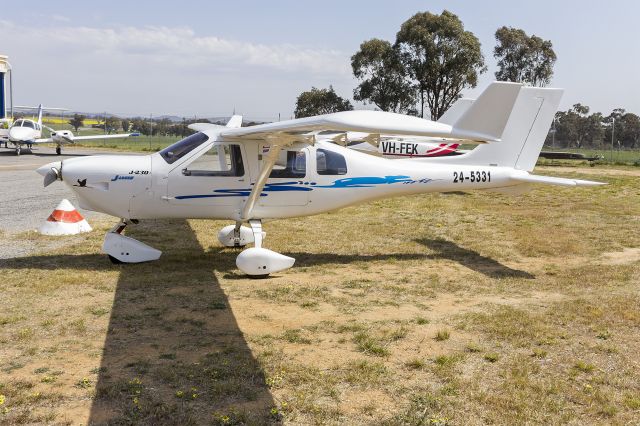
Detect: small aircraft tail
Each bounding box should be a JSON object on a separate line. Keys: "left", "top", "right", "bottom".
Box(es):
{"left": 226, "top": 115, "right": 243, "bottom": 128}
{"left": 37, "top": 104, "right": 43, "bottom": 127}
{"left": 444, "top": 86, "right": 563, "bottom": 172}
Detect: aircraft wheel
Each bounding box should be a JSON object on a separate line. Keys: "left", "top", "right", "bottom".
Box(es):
{"left": 108, "top": 255, "right": 124, "bottom": 264}
{"left": 15, "top": 146, "right": 20, "bottom": 156}
{"left": 248, "top": 273, "right": 270, "bottom": 279}
{"left": 56, "top": 146, "right": 61, "bottom": 155}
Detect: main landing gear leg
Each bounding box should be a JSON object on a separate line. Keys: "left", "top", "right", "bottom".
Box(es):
{"left": 15, "top": 145, "right": 20, "bottom": 156}
{"left": 235, "top": 219, "right": 295, "bottom": 278}
{"left": 102, "top": 219, "right": 161, "bottom": 264}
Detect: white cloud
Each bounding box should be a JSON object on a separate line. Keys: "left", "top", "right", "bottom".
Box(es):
{"left": 0, "top": 20, "right": 355, "bottom": 117}
{"left": 51, "top": 14, "right": 70, "bottom": 23}
{"left": 0, "top": 20, "right": 350, "bottom": 76}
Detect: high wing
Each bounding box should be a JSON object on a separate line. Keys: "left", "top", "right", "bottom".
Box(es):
{"left": 220, "top": 82, "right": 522, "bottom": 145}
{"left": 221, "top": 110, "right": 493, "bottom": 144}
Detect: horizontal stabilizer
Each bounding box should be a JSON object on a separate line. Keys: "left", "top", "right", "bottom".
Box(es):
{"left": 511, "top": 172, "right": 606, "bottom": 187}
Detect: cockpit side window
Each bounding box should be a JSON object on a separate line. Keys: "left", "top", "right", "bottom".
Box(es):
{"left": 270, "top": 150, "right": 306, "bottom": 178}
{"left": 160, "top": 132, "right": 209, "bottom": 164}
{"left": 183, "top": 144, "right": 244, "bottom": 177}
{"left": 316, "top": 148, "right": 347, "bottom": 175}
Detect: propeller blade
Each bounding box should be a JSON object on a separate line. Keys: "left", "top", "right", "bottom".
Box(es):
{"left": 44, "top": 167, "right": 60, "bottom": 187}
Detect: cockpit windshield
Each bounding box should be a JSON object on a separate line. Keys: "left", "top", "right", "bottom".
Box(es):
{"left": 21, "top": 120, "right": 35, "bottom": 129}
{"left": 160, "top": 132, "right": 209, "bottom": 164}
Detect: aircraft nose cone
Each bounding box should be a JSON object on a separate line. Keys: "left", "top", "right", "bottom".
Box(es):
{"left": 9, "top": 127, "right": 31, "bottom": 142}
{"left": 36, "top": 161, "right": 61, "bottom": 177}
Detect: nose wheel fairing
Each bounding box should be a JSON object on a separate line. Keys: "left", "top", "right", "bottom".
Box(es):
{"left": 102, "top": 220, "right": 162, "bottom": 263}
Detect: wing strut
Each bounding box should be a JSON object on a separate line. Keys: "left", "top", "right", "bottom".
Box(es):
{"left": 240, "top": 143, "right": 283, "bottom": 220}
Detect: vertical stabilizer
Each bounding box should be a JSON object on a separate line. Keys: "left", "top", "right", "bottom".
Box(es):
{"left": 37, "top": 104, "right": 43, "bottom": 126}
{"left": 437, "top": 98, "right": 474, "bottom": 125}
{"left": 452, "top": 82, "right": 522, "bottom": 141}
{"left": 226, "top": 115, "right": 243, "bottom": 128}
{"left": 440, "top": 86, "right": 563, "bottom": 171}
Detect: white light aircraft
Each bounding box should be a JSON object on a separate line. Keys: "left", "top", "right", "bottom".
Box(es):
{"left": 6, "top": 105, "right": 138, "bottom": 155}
{"left": 37, "top": 82, "right": 604, "bottom": 277}
{"left": 321, "top": 98, "right": 474, "bottom": 158}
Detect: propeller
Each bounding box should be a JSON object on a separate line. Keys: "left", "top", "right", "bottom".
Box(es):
{"left": 43, "top": 167, "right": 60, "bottom": 187}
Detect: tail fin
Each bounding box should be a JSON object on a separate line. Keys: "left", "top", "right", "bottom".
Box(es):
{"left": 437, "top": 98, "right": 474, "bottom": 125}
{"left": 446, "top": 86, "right": 563, "bottom": 171}
{"left": 452, "top": 82, "right": 522, "bottom": 142}
{"left": 37, "top": 104, "right": 43, "bottom": 126}
{"left": 226, "top": 115, "right": 243, "bottom": 128}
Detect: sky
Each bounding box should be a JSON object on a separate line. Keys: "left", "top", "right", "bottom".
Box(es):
{"left": 1, "top": 0, "right": 639, "bottom": 121}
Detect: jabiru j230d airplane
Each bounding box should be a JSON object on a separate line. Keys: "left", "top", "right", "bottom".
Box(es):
{"left": 37, "top": 82, "right": 604, "bottom": 277}
{"left": 7, "top": 105, "right": 137, "bottom": 155}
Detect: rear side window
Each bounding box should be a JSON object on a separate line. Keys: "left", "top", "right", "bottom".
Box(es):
{"left": 316, "top": 149, "right": 347, "bottom": 175}
{"left": 270, "top": 151, "right": 306, "bottom": 178}
{"left": 160, "top": 132, "right": 209, "bottom": 164}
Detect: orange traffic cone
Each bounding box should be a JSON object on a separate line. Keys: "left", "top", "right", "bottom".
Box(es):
{"left": 39, "top": 199, "right": 92, "bottom": 235}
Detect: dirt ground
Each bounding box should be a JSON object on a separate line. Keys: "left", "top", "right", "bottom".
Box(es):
{"left": 0, "top": 164, "right": 638, "bottom": 425}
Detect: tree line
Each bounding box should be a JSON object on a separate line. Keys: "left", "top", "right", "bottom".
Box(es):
{"left": 295, "top": 10, "right": 556, "bottom": 120}
{"left": 66, "top": 114, "right": 224, "bottom": 138}
{"left": 549, "top": 105, "right": 640, "bottom": 149}
{"left": 293, "top": 9, "right": 640, "bottom": 149}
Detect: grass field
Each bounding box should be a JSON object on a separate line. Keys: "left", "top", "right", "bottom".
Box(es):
{"left": 74, "top": 134, "right": 177, "bottom": 152}
{"left": 42, "top": 117, "right": 103, "bottom": 126}
{"left": 0, "top": 164, "right": 639, "bottom": 424}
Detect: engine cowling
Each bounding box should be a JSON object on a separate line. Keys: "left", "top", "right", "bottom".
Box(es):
{"left": 50, "top": 130, "right": 74, "bottom": 143}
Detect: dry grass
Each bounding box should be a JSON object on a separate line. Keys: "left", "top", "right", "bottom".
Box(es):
{"left": 0, "top": 165, "right": 639, "bottom": 424}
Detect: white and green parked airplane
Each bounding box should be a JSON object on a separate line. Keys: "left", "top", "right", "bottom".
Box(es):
{"left": 6, "top": 104, "right": 137, "bottom": 155}
{"left": 37, "top": 82, "right": 604, "bottom": 277}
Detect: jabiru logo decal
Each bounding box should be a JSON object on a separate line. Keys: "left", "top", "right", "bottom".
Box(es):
{"left": 111, "top": 175, "right": 134, "bottom": 181}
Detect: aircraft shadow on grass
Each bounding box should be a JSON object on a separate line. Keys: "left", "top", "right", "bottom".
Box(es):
{"left": 88, "top": 220, "right": 280, "bottom": 423}
{"left": 0, "top": 226, "right": 533, "bottom": 421}
{"left": 2, "top": 220, "right": 280, "bottom": 424}
{"left": 0, "top": 235, "right": 534, "bottom": 281}
{"left": 415, "top": 238, "right": 535, "bottom": 279}
{"left": 282, "top": 241, "right": 533, "bottom": 279}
